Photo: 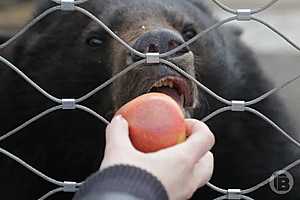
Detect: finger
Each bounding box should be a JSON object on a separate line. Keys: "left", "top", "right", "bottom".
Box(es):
{"left": 185, "top": 119, "right": 200, "bottom": 137}
{"left": 167, "top": 120, "right": 215, "bottom": 164}
{"left": 106, "top": 115, "right": 134, "bottom": 150}
{"left": 185, "top": 119, "right": 209, "bottom": 136}
{"left": 186, "top": 119, "right": 215, "bottom": 151}
{"left": 192, "top": 152, "right": 214, "bottom": 189}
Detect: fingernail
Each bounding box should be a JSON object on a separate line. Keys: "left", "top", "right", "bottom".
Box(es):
{"left": 114, "top": 115, "right": 124, "bottom": 121}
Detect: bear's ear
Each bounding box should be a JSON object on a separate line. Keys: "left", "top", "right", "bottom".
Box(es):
{"left": 224, "top": 25, "right": 244, "bottom": 37}
{"left": 33, "top": 0, "right": 57, "bottom": 17}
{"left": 188, "top": 0, "right": 213, "bottom": 16}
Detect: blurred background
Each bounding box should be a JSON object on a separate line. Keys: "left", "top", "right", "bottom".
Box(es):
{"left": 212, "top": 0, "right": 300, "bottom": 135}
{"left": 0, "top": 0, "right": 33, "bottom": 39}
{"left": 0, "top": 0, "right": 300, "bottom": 132}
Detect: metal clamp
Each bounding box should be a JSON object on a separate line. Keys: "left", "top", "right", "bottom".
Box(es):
{"left": 63, "top": 181, "right": 78, "bottom": 192}
{"left": 62, "top": 99, "right": 76, "bottom": 110}
{"left": 237, "top": 9, "right": 252, "bottom": 21}
{"left": 146, "top": 53, "right": 160, "bottom": 64}
{"left": 227, "top": 189, "right": 242, "bottom": 199}
{"left": 61, "top": 0, "right": 75, "bottom": 11}
{"left": 231, "top": 100, "right": 245, "bottom": 112}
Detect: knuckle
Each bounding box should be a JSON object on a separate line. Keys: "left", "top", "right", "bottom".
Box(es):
{"left": 197, "top": 121, "right": 210, "bottom": 131}
{"left": 200, "top": 122, "right": 211, "bottom": 133}
{"left": 206, "top": 130, "right": 215, "bottom": 146}
{"left": 200, "top": 126, "right": 215, "bottom": 147}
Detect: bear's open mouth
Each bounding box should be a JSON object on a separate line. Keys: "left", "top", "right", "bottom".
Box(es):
{"left": 148, "top": 76, "right": 193, "bottom": 108}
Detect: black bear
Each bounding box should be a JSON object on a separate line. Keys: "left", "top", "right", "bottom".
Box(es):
{"left": 0, "top": 0, "right": 299, "bottom": 199}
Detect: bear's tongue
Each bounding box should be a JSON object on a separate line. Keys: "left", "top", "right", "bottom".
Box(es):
{"left": 151, "top": 87, "right": 183, "bottom": 107}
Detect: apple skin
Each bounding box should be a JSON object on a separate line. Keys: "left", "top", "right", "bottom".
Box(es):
{"left": 115, "top": 93, "right": 186, "bottom": 153}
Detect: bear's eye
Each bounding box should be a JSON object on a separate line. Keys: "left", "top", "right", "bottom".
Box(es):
{"left": 182, "top": 25, "right": 197, "bottom": 41}
{"left": 86, "top": 37, "right": 103, "bottom": 48}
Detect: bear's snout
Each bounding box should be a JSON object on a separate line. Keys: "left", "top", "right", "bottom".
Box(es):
{"left": 120, "top": 28, "right": 198, "bottom": 114}
{"left": 131, "top": 28, "right": 190, "bottom": 62}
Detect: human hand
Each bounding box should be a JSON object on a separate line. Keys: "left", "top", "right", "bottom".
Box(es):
{"left": 100, "top": 115, "right": 215, "bottom": 200}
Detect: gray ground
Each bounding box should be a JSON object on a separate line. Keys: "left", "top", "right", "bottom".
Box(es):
{"left": 0, "top": 0, "right": 300, "bottom": 134}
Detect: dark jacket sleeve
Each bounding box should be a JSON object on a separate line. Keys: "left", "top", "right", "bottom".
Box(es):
{"left": 72, "top": 165, "right": 169, "bottom": 200}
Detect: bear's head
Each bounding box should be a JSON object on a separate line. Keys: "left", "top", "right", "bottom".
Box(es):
{"left": 2, "top": 1, "right": 299, "bottom": 200}
{"left": 8, "top": 0, "right": 258, "bottom": 119}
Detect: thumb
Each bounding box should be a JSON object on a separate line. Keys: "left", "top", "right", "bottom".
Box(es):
{"left": 106, "top": 115, "right": 135, "bottom": 150}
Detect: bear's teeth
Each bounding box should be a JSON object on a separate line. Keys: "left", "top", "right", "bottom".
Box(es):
{"left": 162, "top": 80, "right": 174, "bottom": 88}
{"left": 155, "top": 82, "right": 163, "bottom": 87}
{"left": 153, "top": 80, "right": 175, "bottom": 88}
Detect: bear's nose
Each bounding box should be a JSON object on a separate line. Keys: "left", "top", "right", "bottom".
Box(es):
{"left": 131, "top": 29, "right": 190, "bottom": 62}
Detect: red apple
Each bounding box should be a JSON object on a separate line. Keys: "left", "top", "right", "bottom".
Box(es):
{"left": 116, "top": 93, "right": 186, "bottom": 153}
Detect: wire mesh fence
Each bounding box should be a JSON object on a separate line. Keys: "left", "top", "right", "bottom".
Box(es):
{"left": 0, "top": 0, "right": 299, "bottom": 199}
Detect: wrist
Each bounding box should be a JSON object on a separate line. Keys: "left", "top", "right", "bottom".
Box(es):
{"left": 74, "top": 164, "right": 169, "bottom": 200}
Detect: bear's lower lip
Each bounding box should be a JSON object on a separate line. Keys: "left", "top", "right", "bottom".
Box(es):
{"left": 150, "top": 86, "right": 184, "bottom": 107}
{"left": 148, "top": 76, "right": 192, "bottom": 108}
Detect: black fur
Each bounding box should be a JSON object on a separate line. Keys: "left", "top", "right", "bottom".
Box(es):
{"left": 0, "top": 0, "right": 299, "bottom": 199}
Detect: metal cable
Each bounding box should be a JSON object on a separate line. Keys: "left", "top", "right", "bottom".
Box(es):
{"left": 202, "top": 107, "right": 232, "bottom": 122}
{"left": 245, "top": 107, "right": 300, "bottom": 148}
{"left": 73, "top": 0, "right": 90, "bottom": 4}
{"left": 242, "top": 159, "right": 300, "bottom": 194}
{"left": 160, "top": 17, "right": 237, "bottom": 58}
{"left": 160, "top": 59, "right": 231, "bottom": 105}
{"left": 211, "top": 0, "right": 237, "bottom": 14}
{"left": 206, "top": 182, "right": 227, "bottom": 195}
{"left": 0, "top": 147, "right": 65, "bottom": 186}
{"left": 0, "top": 105, "right": 63, "bottom": 142}
{"left": 0, "top": 0, "right": 299, "bottom": 199}
{"left": 213, "top": 195, "right": 254, "bottom": 200}
{"left": 210, "top": 160, "right": 300, "bottom": 198}
{"left": 51, "top": 0, "right": 89, "bottom": 4}
{"left": 74, "top": 6, "right": 145, "bottom": 58}
{"left": 0, "top": 6, "right": 61, "bottom": 49}
{"left": 38, "top": 188, "right": 64, "bottom": 200}
{"left": 251, "top": 0, "right": 280, "bottom": 14}
{"left": 213, "top": 195, "right": 228, "bottom": 200}
{"left": 240, "top": 196, "right": 255, "bottom": 200}
{"left": 76, "top": 59, "right": 146, "bottom": 103}
{"left": 251, "top": 17, "right": 300, "bottom": 52}
{"left": 211, "top": 0, "right": 280, "bottom": 15}
{"left": 246, "top": 73, "right": 300, "bottom": 106}
{"left": 0, "top": 56, "right": 61, "bottom": 103}
{"left": 75, "top": 104, "right": 109, "bottom": 125}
